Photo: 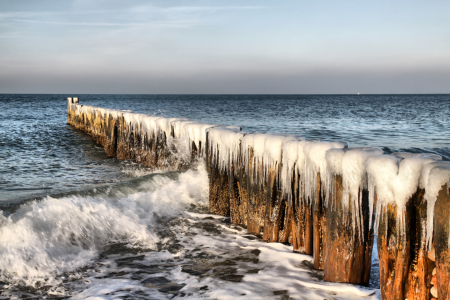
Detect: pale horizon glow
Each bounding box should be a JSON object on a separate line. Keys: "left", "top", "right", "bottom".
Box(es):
{"left": 0, "top": 0, "right": 449, "bottom": 94}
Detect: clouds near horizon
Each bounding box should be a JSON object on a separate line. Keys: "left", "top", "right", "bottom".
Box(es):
{"left": 1, "top": 0, "right": 449, "bottom": 93}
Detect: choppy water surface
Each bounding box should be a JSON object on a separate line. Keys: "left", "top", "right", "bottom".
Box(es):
{"left": 0, "top": 94, "right": 449, "bottom": 299}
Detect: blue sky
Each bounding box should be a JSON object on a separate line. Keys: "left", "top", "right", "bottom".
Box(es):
{"left": 0, "top": 0, "right": 449, "bottom": 93}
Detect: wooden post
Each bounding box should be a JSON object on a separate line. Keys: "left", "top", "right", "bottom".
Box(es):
{"left": 434, "top": 182, "right": 450, "bottom": 300}
{"left": 376, "top": 189, "right": 435, "bottom": 300}
{"left": 116, "top": 115, "right": 134, "bottom": 160}
{"left": 104, "top": 114, "right": 118, "bottom": 157}
{"left": 323, "top": 175, "right": 374, "bottom": 285}
{"left": 289, "top": 170, "right": 313, "bottom": 254}
{"left": 377, "top": 200, "right": 413, "bottom": 299}
{"left": 404, "top": 188, "right": 435, "bottom": 300}
{"left": 229, "top": 142, "right": 248, "bottom": 227}
{"left": 246, "top": 147, "right": 266, "bottom": 236}
{"left": 313, "top": 173, "right": 327, "bottom": 270}
{"left": 206, "top": 133, "right": 230, "bottom": 216}
{"left": 263, "top": 164, "right": 291, "bottom": 243}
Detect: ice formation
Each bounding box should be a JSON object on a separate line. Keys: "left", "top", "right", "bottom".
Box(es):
{"left": 72, "top": 105, "right": 221, "bottom": 159}
{"left": 301, "top": 141, "right": 348, "bottom": 205}
{"left": 279, "top": 140, "right": 347, "bottom": 206}
{"left": 366, "top": 154, "right": 439, "bottom": 235}
{"left": 422, "top": 161, "right": 450, "bottom": 248}
{"left": 207, "top": 126, "right": 245, "bottom": 173}
{"left": 325, "top": 147, "right": 383, "bottom": 236}
{"left": 72, "top": 104, "right": 450, "bottom": 248}
{"left": 279, "top": 138, "right": 305, "bottom": 201}
{"left": 241, "top": 134, "right": 301, "bottom": 184}
{"left": 181, "top": 122, "right": 219, "bottom": 156}
{"left": 393, "top": 152, "right": 442, "bottom": 161}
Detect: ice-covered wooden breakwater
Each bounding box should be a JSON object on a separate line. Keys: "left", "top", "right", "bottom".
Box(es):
{"left": 68, "top": 98, "right": 450, "bottom": 300}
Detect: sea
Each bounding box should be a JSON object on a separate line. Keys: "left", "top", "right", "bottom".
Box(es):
{"left": 0, "top": 94, "right": 449, "bottom": 299}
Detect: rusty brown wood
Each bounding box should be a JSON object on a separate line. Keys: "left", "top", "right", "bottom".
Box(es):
{"left": 230, "top": 167, "right": 248, "bottom": 226}
{"left": 434, "top": 182, "right": 450, "bottom": 300}
{"left": 263, "top": 164, "right": 291, "bottom": 243}
{"left": 69, "top": 101, "right": 450, "bottom": 298}
{"left": 404, "top": 188, "right": 435, "bottom": 300}
{"left": 228, "top": 140, "right": 248, "bottom": 227}
{"left": 289, "top": 170, "right": 313, "bottom": 254}
{"left": 377, "top": 201, "right": 412, "bottom": 300}
{"left": 376, "top": 189, "right": 435, "bottom": 300}
{"left": 246, "top": 148, "right": 266, "bottom": 236}
{"left": 205, "top": 134, "right": 230, "bottom": 216}
{"left": 323, "top": 175, "right": 374, "bottom": 285}
{"left": 313, "top": 172, "right": 326, "bottom": 270}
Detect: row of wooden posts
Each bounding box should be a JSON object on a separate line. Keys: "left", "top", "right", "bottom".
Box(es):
{"left": 67, "top": 98, "right": 450, "bottom": 300}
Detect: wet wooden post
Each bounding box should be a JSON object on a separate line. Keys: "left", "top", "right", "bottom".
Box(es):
{"left": 404, "top": 188, "right": 435, "bottom": 300}
{"left": 229, "top": 165, "right": 243, "bottom": 224}
{"left": 143, "top": 129, "right": 171, "bottom": 169}
{"left": 206, "top": 132, "right": 230, "bottom": 216}
{"left": 103, "top": 113, "right": 118, "bottom": 157}
{"left": 229, "top": 141, "right": 248, "bottom": 226}
{"left": 116, "top": 114, "right": 134, "bottom": 160}
{"left": 434, "top": 182, "right": 450, "bottom": 300}
{"left": 323, "top": 175, "right": 374, "bottom": 285}
{"left": 289, "top": 169, "right": 313, "bottom": 254}
{"left": 377, "top": 197, "right": 414, "bottom": 300}
{"left": 246, "top": 147, "right": 267, "bottom": 236}
{"left": 376, "top": 189, "right": 435, "bottom": 300}
{"left": 69, "top": 100, "right": 450, "bottom": 298}
{"left": 263, "top": 164, "right": 291, "bottom": 243}
{"left": 313, "top": 173, "right": 327, "bottom": 270}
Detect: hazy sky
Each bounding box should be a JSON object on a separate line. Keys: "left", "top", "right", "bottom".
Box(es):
{"left": 0, "top": 0, "right": 449, "bottom": 94}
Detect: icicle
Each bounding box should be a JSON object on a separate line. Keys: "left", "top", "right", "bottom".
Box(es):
{"left": 366, "top": 154, "right": 438, "bottom": 235}
{"left": 241, "top": 134, "right": 269, "bottom": 182}
{"left": 280, "top": 138, "right": 306, "bottom": 203}
{"left": 300, "top": 141, "right": 347, "bottom": 206}
{"left": 325, "top": 147, "right": 383, "bottom": 238}
{"left": 181, "top": 122, "right": 219, "bottom": 157}
{"left": 422, "top": 162, "right": 450, "bottom": 249}
{"left": 241, "top": 133, "right": 299, "bottom": 185}
{"left": 206, "top": 126, "right": 244, "bottom": 173}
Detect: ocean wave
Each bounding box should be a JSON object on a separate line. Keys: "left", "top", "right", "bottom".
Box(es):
{"left": 0, "top": 164, "right": 208, "bottom": 287}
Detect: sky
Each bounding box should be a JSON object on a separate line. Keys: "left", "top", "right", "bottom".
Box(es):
{"left": 0, "top": 0, "right": 449, "bottom": 94}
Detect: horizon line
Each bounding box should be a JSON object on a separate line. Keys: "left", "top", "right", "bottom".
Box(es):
{"left": 1, "top": 93, "right": 450, "bottom": 96}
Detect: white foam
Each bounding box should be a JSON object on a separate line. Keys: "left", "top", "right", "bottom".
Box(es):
{"left": 0, "top": 196, "right": 155, "bottom": 286}
{"left": 171, "top": 212, "right": 379, "bottom": 300}
{"left": 71, "top": 278, "right": 167, "bottom": 300}
{"left": 0, "top": 165, "right": 209, "bottom": 287}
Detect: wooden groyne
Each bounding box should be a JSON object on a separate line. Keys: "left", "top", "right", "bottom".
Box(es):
{"left": 68, "top": 98, "right": 450, "bottom": 300}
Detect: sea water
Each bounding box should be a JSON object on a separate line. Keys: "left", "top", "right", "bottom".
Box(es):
{"left": 0, "top": 94, "right": 449, "bottom": 299}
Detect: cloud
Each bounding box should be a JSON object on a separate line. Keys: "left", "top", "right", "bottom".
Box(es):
{"left": 4, "top": 18, "right": 195, "bottom": 28}
{"left": 0, "top": 4, "right": 267, "bottom": 27}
